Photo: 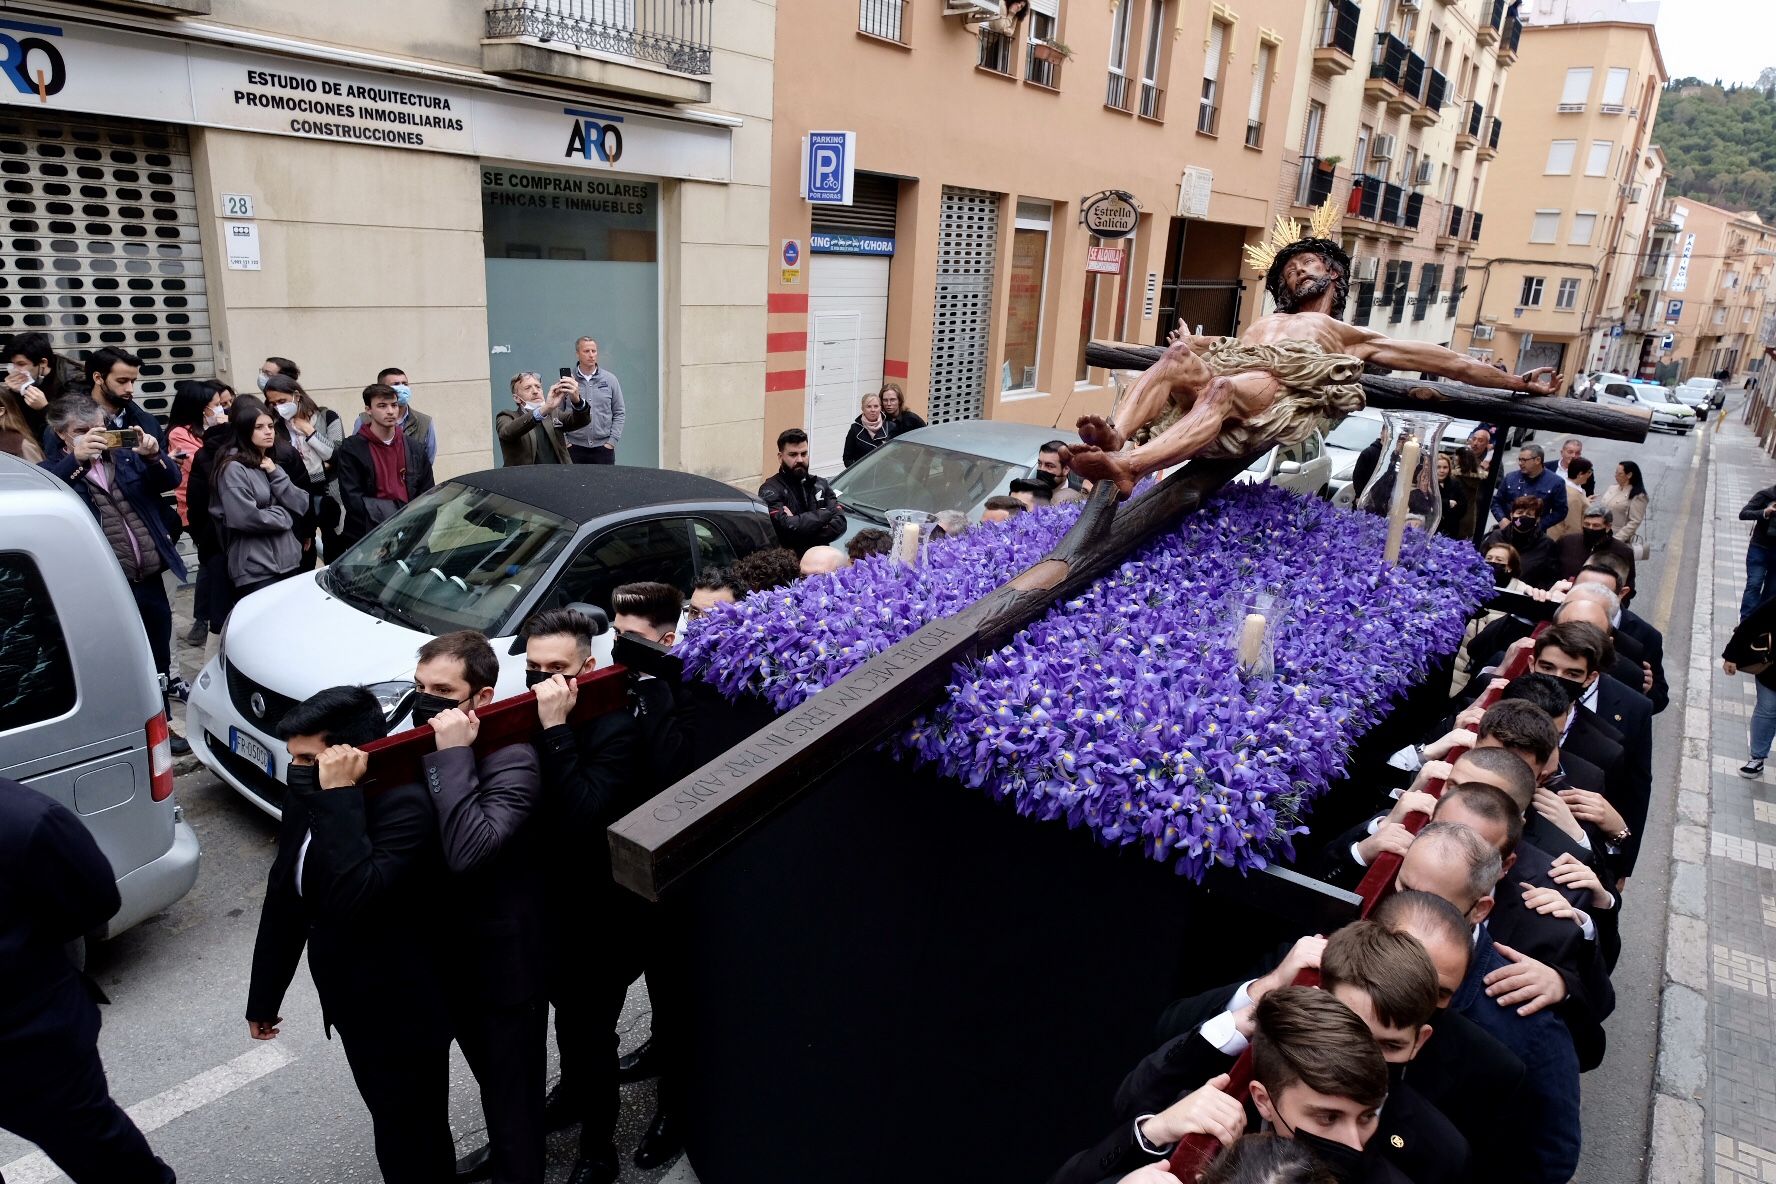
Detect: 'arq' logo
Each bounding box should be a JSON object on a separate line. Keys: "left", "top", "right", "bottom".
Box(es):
{"left": 563, "top": 106, "right": 624, "bottom": 164}
{"left": 0, "top": 19, "right": 67, "bottom": 102}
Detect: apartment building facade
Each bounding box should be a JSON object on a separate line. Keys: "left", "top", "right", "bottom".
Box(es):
{"left": 1280, "top": 0, "right": 1519, "bottom": 352}
{"left": 765, "top": 0, "right": 1310, "bottom": 475}
{"left": 1656, "top": 198, "right": 1776, "bottom": 381}
{"left": 0, "top": 0, "right": 774, "bottom": 483}
{"left": 1452, "top": 18, "right": 1666, "bottom": 381}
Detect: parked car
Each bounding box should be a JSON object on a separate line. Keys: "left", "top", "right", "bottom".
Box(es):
{"left": 1234, "top": 429, "right": 1333, "bottom": 498}
{"left": 1595, "top": 380, "right": 1698, "bottom": 433}
{"left": 187, "top": 466, "right": 775, "bottom": 817}
{"left": 1324, "top": 408, "right": 1384, "bottom": 508}
{"left": 0, "top": 453, "right": 201, "bottom": 946}
{"left": 1674, "top": 377, "right": 1723, "bottom": 411}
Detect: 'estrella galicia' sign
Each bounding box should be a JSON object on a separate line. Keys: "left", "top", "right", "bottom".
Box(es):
{"left": 564, "top": 106, "right": 624, "bottom": 164}
{"left": 1081, "top": 191, "right": 1140, "bottom": 239}
{"left": 810, "top": 232, "right": 895, "bottom": 256}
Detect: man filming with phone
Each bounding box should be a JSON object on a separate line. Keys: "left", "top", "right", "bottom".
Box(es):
{"left": 496, "top": 370, "right": 589, "bottom": 467}
{"left": 41, "top": 346, "right": 166, "bottom": 463}
{"left": 40, "top": 395, "right": 188, "bottom": 744}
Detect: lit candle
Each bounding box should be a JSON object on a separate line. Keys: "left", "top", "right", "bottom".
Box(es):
{"left": 1383, "top": 436, "right": 1421, "bottom": 565}
{"left": 897, "top": 522, "right": 921, "bottom": 566}
{"left": 1237, "top": 612, "right": 1267, "bottom": 669}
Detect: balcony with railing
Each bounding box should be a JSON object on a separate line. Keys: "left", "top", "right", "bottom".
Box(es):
{"left": 1026, "top": 48, "right": 1062, "bottom": 90}
{"left": 1380, "top": 182, "right": 1406, "bottom": 226}
{"left": 1314, "top": 0, "right": 1362, "bottom": 77}
{"left": 1397, "top": 53, "right": 1426, "bottom": 116}
{"left": 1414, "top": 69, "right": 1449, "bottom": 127}
{"left": 1477, "top": 0, "right": 1505, "bottom": 45}
{"left": 1455, "top": 100, "right": 1483, "bottom": 151}
{"left": 1295, "top": 159, "right": 1339, "bottom": 208}
{"left": 1106, "top": 71, "right": 1134, "bottom": 113}
{"left": 1478, "top": 115, "right": 1502, "bottom": 160}
{"left": 1640, "top": 253, "right": 1669, "bottom": 281}
{"left": 1366, "top": 33, "right": 1409, "bottom": 104}
{"left": 1467, "top": 211, "right": 1484, "bottom": 247}
{"left": 1441, "top": 205, "right": 1464, "bottom": 247}
{"left": 1405, "top": 192, "right": 1425, "bottom": 231}
{"left": 1350, "top": 174, "right": 1386, "bottom": 223}
{"left": 858, "top": 0, "right": 907, "bottom": 43}
{"left": 1498, "top": 15, "right": 1523, "bottom": 64}
{"left": 485, "top": 0, "right": 714, "bottom": 103}
{"left": 978, "top": 27, "right": 1014, "bottom": 75}
{"left": 1141, "top": 82, "right": 1167, "bottom": 120}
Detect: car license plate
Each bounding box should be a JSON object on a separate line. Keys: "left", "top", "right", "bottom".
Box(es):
{"left": 229, "top": 727, "right": 275, "bottom": 777}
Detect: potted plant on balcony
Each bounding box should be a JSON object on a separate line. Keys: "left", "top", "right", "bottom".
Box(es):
{"left": 1316, "top": 155, "right": 1342, "bottom": 173}
{"left": 1033, "top": 38, "right": 1072, "bottom": 62}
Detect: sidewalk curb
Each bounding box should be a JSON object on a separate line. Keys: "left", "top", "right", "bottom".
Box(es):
{"left": 1646, "top": 425, "right": 1713, "bottom": 1184}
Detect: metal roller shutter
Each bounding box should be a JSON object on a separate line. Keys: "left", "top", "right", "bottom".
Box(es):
{"left": 927, "top": 185, "right": 998, "bottom": 424}
{"left": 0, "top": 112, "right": 212, "bottom": 426}
{"left": 809, "top": 171, "right": 899, "bottom": 237}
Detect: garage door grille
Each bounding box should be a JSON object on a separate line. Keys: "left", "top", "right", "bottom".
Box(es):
{"left": 0, "top": 112, "right": 212, "bottom": 425}
{"left": 927, "top": 185, "right": 998, "bottom": 425}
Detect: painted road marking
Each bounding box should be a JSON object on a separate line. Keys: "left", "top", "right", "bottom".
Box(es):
{"left": 0, "top": 1043, "right": 294, "bottom": 1184}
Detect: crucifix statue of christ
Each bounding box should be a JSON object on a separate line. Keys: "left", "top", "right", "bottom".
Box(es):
{"left": 1064, "top": 205, "right": 1564, "bottom": 497}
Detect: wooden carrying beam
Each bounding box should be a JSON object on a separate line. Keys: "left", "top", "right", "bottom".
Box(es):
{"left": 1082, "top": 340, "right": 1654, "bottom": 442}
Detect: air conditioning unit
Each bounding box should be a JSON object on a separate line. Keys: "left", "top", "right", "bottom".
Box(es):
{"left": 1473, "top": 323, "right": 1495, "bottom": 341}
{"left": 1600, "top": 103, "right": 1626, "bottom": 115}
{"left": 1415, "top": 160, "right": 1436, "bottom": 185}
{"left": 1624, "top": 184, "right": 1644, "bottom": 203}
{"left": 943, "top": 0, "right": 1000, "bottom": 16}
{"left": 1353, "top": 256, "right": 1381, "bottom": 283}
{"left": 1371, "top": 134, "right": 1397, "bottom": 162}
{"left": 1400, "top": 0, "right": 1421, "bottom": 10}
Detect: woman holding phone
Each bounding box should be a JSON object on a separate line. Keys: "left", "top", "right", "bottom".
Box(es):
{"left": 210, "top": 401, "right": 310, "bottom": 603}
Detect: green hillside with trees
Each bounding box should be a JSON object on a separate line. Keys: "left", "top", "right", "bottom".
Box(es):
{"left": 1656, "top": 76, "right": 1776, "bottom": 223}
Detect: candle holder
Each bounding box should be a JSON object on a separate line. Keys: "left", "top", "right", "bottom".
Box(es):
{"left": 1229, "top": 590, "right": 1288, "bottom": 682}
{"left": 1354, "top": 411, "right": 1453, "bottom": 563}
{"left": 884, "top": 509, "right": 937, "bottom": 570}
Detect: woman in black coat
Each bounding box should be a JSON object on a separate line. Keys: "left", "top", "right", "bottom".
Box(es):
{"left": 880, "top": 383, "right": 926, "bottom": 435}
{"left": 1435, "top": 450, "right": 1470, "bottom": 540}
{"left": 842, "top": 390, "right": 893, "bottom": 468}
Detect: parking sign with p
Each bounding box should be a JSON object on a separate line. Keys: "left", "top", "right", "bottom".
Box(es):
{"left": 802, "top": 131, "right": 856, "bottom": 205}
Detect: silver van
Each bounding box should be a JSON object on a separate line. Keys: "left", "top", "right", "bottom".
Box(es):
{"left": 0, "top": 453, "right": 200, "bottom": 942}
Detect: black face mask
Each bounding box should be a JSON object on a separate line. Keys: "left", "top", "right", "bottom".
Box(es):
{"left": 286, "top": 761, "right": 321, "bottom": 795}
{"left": 1387, "top": 1060, "right": 1410, "bottom": 1091}
{"left": 523, "top": 668, "right": 555, "bottom": 689}
{"left": 1509, "top": 518, "right": 1537, "bottom": 535}
{"left": 1489, "top": 562, "right": 1513, "bottom": 587}
{"left": 1582, "top": 527, "right": 1610, "bottom": 548}
{"left": 409, "top": 691, "right": 465, "bottom": 730}
{"left": 1551, "top": 674, "right": 1589, "bottom": 704}
{"left": 1278, "top": 1116, "right": 1378, "bottom": 1184}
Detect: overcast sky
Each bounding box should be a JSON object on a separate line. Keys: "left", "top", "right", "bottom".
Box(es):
{"left": 1655, "top": 0, "right": 1776, "bottom": 85}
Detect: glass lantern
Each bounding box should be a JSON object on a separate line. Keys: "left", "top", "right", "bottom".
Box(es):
{"left": 1229, "top": 590, "right": 1289, "bottom": 682}
{"left": 1354, "top": 411, "right": 1454, "bottom": 562}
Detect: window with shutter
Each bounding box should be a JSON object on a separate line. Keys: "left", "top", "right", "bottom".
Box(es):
{"left": 1544, "top": 140, "right": 1576, "bottom": 175}
{"left": 1530, "top": 210, "right": 1561, "bottom": 244}
{"left": 1570, "top": 213, "right": 1597, "bottom": 246}
{"left": 1246, "top": 42, "right": 1273, "bottom": 148}
{"left": 1389, "top": 262, "right": 1412, "bottom": 323}
{"left": 1586, "top": 141, "right": 1612, "bottom": 176}
{"left": 1602, "top": 67, "right": 1629, "bottom": 105}
{"left": 1561, "top": 67, "right": 1592, "bottom": 106}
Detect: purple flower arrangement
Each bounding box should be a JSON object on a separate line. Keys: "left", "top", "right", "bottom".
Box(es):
{"left": 682, "top": 483, "right": 1492, "bottom": 880}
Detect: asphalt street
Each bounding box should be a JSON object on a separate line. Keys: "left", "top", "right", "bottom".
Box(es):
{"left": 0, "top": 406, "right": 1714, "bottom": 1184}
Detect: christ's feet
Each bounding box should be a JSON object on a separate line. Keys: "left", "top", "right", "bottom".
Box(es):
{"left": 1063, "top": 444, "right": 1138, "bottom": 500}
{"left": 1076, "top": 415, "right": 1126, "bottom": 452}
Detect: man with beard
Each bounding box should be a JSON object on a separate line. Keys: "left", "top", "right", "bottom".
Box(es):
{"left": 758, "top": 428, "right": 845, "bottom": 555}
{"left": 1063, "top": 213, "right": 1559, "bottom": 496}
{"left": 1490, "top": 444, "right": 1568, "bottom": 534}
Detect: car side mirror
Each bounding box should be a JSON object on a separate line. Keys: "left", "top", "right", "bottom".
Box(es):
{"left": 1275, "top": 460, "right": 1302, "bottom": 475}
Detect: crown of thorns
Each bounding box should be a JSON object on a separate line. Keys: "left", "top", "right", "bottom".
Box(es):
{"left": 1244, "top": 199, "right": 1341, "bottom": 274}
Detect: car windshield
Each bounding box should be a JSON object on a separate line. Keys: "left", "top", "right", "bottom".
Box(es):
{"left": 831, "top": 442, "right": 1024, "bottom": 518}
{"left": 1325, "top": 413, "right": 1383, "bottom": 451}
{"left": 319, "top": 483, "right": 574, "bottom": 636}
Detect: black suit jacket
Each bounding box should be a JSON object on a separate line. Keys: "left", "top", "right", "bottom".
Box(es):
{"left": 424, "top": 743, "right": 546, "bottom": 1009}
{"left": 536, "top": 711, "right": 645, "bottom": 968}
{"left": 631, "top": 675, "right": 699, "bottom": 790}
{"left": 1409, "top": 1007, "right": 1526, "bottom": 1181}
{"left": 1591, "top": 674, "right": 1654, "bottom": 872}
{"left": 246, "top": 778, "right": 447, "bottom": 1033}
{"left": 1617, "top": 609, "right": 1668, "bottom": 713}
{"left": 1485, "top": 870, "right": 1612, "bottom": 1070}
{"left": 0, "top": 778, "right": 120, "bottom": 1043}
{"left": 335, "top": 429, "right": 436, "bottom": 549}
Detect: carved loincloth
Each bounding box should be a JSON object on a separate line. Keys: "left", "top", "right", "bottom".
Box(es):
{"left": 1133, "top": 338, "right": 1366, "bottom": 459}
